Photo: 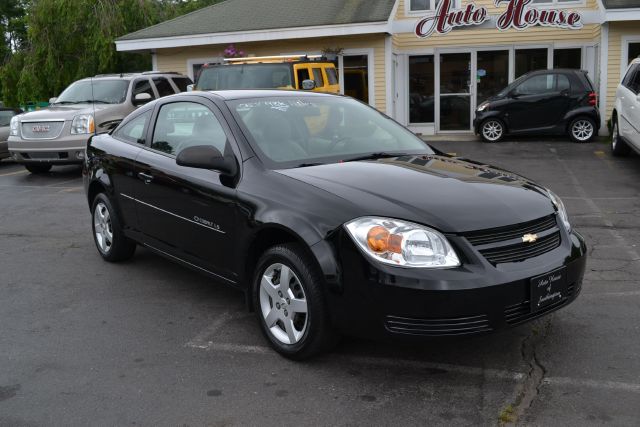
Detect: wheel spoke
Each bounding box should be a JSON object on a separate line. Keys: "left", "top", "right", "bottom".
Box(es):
{"left": 261, "top": 275, "right": 279, "bottom": 299}
{"left": 289, "top": 297, "right": 307, "bottom": 314}
{"left": 283, "top": 318, "right": 297, "bottom": 343}
{"left": 279, "top": 265, "right": 292, "bottom": 293}
{"left": 264, "top": 308, "right": 279, "bottom": 327}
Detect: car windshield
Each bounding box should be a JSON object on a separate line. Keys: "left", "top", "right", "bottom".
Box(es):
{"left": 496, "top": 74, "right": 529, "bottom": 97}
{"left": 229, "top": 96, "right": 433, "bottom": 168}
{"left": 198, "top": 64, "right": 293, "bottom": 90}
{"left": 54, "top": 80, "right": 129, "bottom": 104}
{"left": 0, "top": 110, "right": 17, "bottom": 126}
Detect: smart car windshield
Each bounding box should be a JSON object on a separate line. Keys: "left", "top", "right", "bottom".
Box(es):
{"left": 198, "top": 64, "right": 293, "bottom": 90}
{"left": 229, "top": 96, "right": 433, "bottom": 168}
{"left": 54, "top": 80, "right": 129, "bottom": 104}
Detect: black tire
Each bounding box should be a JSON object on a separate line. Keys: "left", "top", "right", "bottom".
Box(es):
{"left": 611, "top": 117, "right": 631, "bottom": 156}
{"left": 479, "top": 118, "right": 506, "bottom": 143}
{"left": 568, "top": 116, "right": 596, "bottom": 143}
{"left": 25, "top": 164, "right": 52, "bottom": 174}
{"left": 91, "top": 193, "right": 136, "bottom": 262}
{"left": 253, "top": 243, "right": 337, "bottom": 360}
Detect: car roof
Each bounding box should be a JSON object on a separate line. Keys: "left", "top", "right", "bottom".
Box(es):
{"left": 77, "top": 71, "right": 187, "bottom": 82}
{"left": 203, "top": 89, "right": 338, "bottom": 101}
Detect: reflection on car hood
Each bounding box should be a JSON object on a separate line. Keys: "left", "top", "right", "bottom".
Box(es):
{"left": 15, "top": 104, "right": 114, "bottom": 121}
{"left": 276, "top": 155, "right": 555, "bottom": 233}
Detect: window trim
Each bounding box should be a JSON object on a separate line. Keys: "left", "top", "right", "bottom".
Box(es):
{"left": 526, "top": 0, "right": 585, "bottom": 7}
{"left": 405, "top": 0, "right": 461, "bottom": 14}
{"left": 621, "top": 36, "right": 640, "bottom": 80}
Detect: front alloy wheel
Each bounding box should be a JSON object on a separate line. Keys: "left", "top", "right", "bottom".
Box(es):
{"left": 481, "top": 119, "right": 504, "bottom": 142}
{"left": 91, "top": 193, "right": 136, "bottom": 262}
{"left": 611, "top": 119, "right": 630, "bottom": 156}
{"left": 259, "top": 263, "right": 308, "bottom": 345}
{"left": 93, "top": 201, "right": 113, "bottom": 254}
{"left": 569, "top": 117, "right": 595, "bottom": 143}
{"left": 253, "top": 244, "right": 337, "bottom": 360}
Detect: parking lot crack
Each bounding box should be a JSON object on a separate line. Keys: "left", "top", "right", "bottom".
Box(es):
{"left": 499, "top": 321, "right": 550, "bottom": 426}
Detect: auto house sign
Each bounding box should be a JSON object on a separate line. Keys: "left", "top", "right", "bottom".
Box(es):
{"left": 415, "top": 0, "right": 583, "bottom": 38}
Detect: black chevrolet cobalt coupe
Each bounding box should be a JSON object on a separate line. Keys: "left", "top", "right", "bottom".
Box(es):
{"left": 84, "top": 90, "right": 586, "bottom": 359}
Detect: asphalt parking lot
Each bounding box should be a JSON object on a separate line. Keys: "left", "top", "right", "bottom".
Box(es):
{"left": 1, "top": 140, "right": 639, "bottom": 426}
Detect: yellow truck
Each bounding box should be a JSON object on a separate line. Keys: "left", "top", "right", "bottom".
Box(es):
{"left": 192, "top": 55, "right": 340, "bottom": 93}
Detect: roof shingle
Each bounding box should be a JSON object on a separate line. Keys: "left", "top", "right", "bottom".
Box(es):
{"left": 118, "top": 0, "right": 395, "bottom": 41}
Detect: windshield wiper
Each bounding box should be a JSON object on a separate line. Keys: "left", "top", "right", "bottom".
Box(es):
{"left": 296, "top": 162, "right": 325, "bottom": 168}
{"left": 72, "top": 100, "right": 111, "bottom": 104}
{"left": 341, "top": 152, "right": 409, "bottom": 163}
{"left": 51, "top": 101, "right": 76, "bottom": 105}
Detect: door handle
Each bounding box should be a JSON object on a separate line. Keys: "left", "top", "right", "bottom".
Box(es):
{"left": 138, "top": 172, "right": 154, "bottom": 184}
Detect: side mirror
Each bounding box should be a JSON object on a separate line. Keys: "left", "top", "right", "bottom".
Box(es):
{"left": 186, "top": 84, "right": 194, "bottom": 92}
{"left": 176, "top": 145, "right": 237, "bottom": 176}
{"left": 133, "top": 93, "right": 152, "bottom": 106}
{"left": 49, "top": 97, "right": 57, "bottom": 104}
{"left": 301, "top": 79, "right": 316, "bottom": 90}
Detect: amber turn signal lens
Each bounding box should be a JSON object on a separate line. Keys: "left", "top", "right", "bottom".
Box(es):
{"left": 366, "top": 226, "right": 402, "bottom": 254}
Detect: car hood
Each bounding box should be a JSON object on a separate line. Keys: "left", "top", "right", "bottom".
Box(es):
{"left": 16, "top": 104, "right": 114, "bottom": 121}
{"left": 276, "top": 155, "right": 555, "bottom": 233}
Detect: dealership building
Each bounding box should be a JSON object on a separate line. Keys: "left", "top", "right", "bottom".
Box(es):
{"left": 116, "top": 0, "right": 640, "bottom": 136}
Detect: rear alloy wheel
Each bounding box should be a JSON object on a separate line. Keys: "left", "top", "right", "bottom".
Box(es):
{"left": 569, "top": 117, "right": 595, "bottom": 143}
{"left": 480, "top": 119, "right": 505, "bottom": 143}
{"left": 91, "top": 193, "right": 136, "bottom": 262}
{"left": 25, "top": 164, "right": 52, "bottom": 174}
{"left": 611, "top": 118, "right": 631, "bottom": 156}
{"left": 254, "top": 244, "right": 337, "bottom": 360}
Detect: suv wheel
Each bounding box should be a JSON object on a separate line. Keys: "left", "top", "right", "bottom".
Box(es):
{"left": 568, "top": 117, "right": 596, "bottom": 143}
{"left": 480, "top": 119, "right": 505, "bottom": 143}
{"left": 611, "top": 118, "right": 631, "bottom": 156}
{"left": 25, "top": 164, "right": 52, "bottom": 174}
{"left": 253, "top": 244, "right": 337, "bottom": 360}
{"left": 91, "top": 193, "right": 136, "bottom": 262}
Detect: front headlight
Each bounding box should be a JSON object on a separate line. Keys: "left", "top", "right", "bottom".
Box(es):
{"left": 344, "top": 217, "right": 460, "bottom": 268}
{"left": 547, "top": 190, "right": 571, "bottom": 232}
{"left": 477, "top": 102, "right": 490, "bottom": 112}
{"left": 9, "top": 116, "right": 19, "bottom": 136}
{"left": 71, "top": 114, "right": 95, "bottom": 135}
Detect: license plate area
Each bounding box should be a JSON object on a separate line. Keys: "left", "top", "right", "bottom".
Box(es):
{"left": 530, "top": 267, "right": 567, "bottom": 312}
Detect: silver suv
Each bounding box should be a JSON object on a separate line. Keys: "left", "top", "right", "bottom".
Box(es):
{"left": 611, "top": 58, "right": 640, "bottom": 156}
{"left": 8, "top": 71, "right": 192, "bottom": 173}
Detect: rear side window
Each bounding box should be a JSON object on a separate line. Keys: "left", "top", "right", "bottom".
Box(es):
{"left": 171, "top": 76, "right": 193, "bottom": 92}
{"left": 557, "top": 74, "right": 571, "bottom": 92}
{"left": 114, "top": 110, "right": 152, "bottom": 144}
{"left": 152, "top": 77, "right": 174, "bottom": 97}
{"left": 312, "top": 68, "right": 325, "bottom": 88}
{"left": 132, "top": 79, "right": 155, "bottom": 100}
{"left": 325, "top": 67, "right": 338, "bottom": 85}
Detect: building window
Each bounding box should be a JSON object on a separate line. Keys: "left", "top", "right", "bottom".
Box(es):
{"left": 515, "top": 48, "right": 548, "bottom": 78}
{"left": 554, "top": 48, "right": 582, "bottom": 69}
{"left": 343, "top": 55, "right": 369, "bottom": 103}
{"left": 628, "top": 42, "right": 640, "bottom": 64}
{"left": 410, "top": 0, "right": 441, "bottom": 11}
{"left": 408, "top": 55, "right": 434, "bottom": 124}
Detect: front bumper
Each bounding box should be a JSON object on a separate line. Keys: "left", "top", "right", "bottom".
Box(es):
{"left": 8, "top": 133, "right": 88, "bottom": 165}
{"left": 328, "top": 227, "right": 587, "bottom": 340}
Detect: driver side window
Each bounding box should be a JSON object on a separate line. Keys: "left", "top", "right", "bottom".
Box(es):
{"left": 514, "top": 74, "right": 555, "bottom": 96}
{"left": 151, "top": 102, "right": 227, "bottom": 157}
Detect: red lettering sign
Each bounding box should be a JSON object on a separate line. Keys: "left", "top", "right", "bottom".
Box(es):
{"left": 415, "top": 0, "right": 582, "bottom": 37}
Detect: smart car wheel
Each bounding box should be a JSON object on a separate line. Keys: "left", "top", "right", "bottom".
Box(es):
{"left": 569, "top": 117, "right": 595, "bottom": 143}
{"left": 91, "top": 193, "right": 136, "bottom": 262}
{"left": 611, "top": 118, "right": 631, "bottom": 156}
{"left": 24, "top": 164, "right": 52, "bottom": 174}
{"left": 253, "top": 244, "right": 336, "bottom": 360}
{"left": 480, "top": 119, "right": 505, "bottom": 143}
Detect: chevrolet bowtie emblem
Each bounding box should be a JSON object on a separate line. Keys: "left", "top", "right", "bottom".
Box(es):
{"left": 522, "top": 233, "right": 538, "bottom": 243}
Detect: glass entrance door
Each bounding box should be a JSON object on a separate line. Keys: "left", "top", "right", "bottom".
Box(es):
{"left": 439, "top": 53, "right": 471, "bottom": 131}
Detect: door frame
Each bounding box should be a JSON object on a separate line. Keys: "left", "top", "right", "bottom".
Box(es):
{"left": 338, "top": 48, "right": 376, "bottom": 107}
{"left": 435, "top": 48, "right": 475, "bottom": 133}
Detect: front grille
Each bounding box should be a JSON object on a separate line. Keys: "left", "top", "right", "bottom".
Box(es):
{"left": 504, "top": 282, "right": 575, "bottom": 325}
{"left": 463, "top": 215, "right": 561, "bottom": 264}
{"left": 385, "top": 314, "right": 492, "bottom": 336}
{"left": 20, "top": 121, "right": 65, "bottom": 139}
{"left": 479, "top": 232, "right": 561, "bottom": 264}
{"left": 465, "top": 214, "right": 557, "bottom": 246}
